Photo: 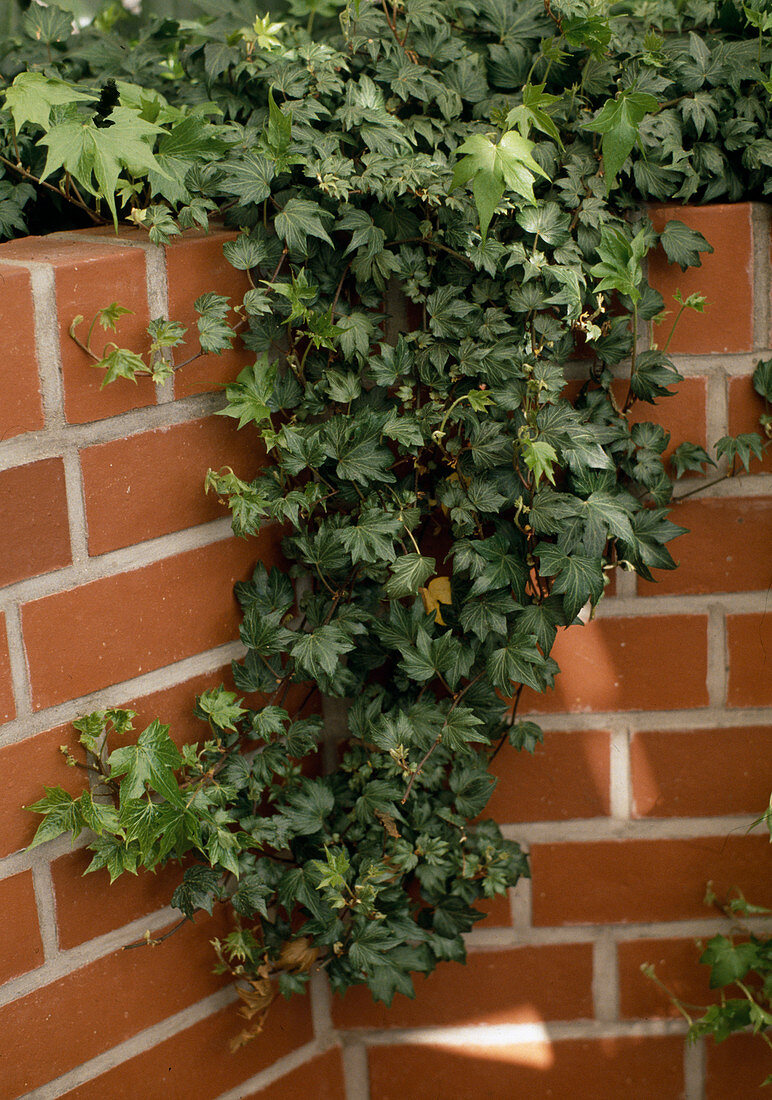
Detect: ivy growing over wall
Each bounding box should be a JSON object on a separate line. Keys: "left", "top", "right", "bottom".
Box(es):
{"left": 4, "top": 0, "right": 771, "bottom": 1050}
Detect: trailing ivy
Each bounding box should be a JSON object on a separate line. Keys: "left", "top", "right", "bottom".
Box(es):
{"left": 9, "top": 0, "right": 771, "bottom": 1045}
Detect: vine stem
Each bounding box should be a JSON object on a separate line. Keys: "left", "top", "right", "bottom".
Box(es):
{"left": 489, "top": 684, "right": 524, "bottom": 763}
{"left": 0, "top": 153, "right": 108, "bottom": 225}
{"left": 401, "top": 670, "right": 486, "bottom": 804}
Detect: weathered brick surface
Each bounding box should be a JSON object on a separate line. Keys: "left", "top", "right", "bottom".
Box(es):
{"left": 0, "top": 263, "right": 45, "bottom": 438}
{"left": 531, "top": 835, "right": 772, "bottom": 926}
{"left": 0, "top": 612, "right": 15, "bottom": 723}
{"left": 62, "top": 997, "right": 316, "bottom": 1100}
{"left": 368, "top": 1036, "right": 686, "bottom": 1100}
{"left": 332, "top": 944, "right": 594, "bottom": 1030}
{"left": 631, "top": 726, "right": 772, "bottom": 817}
{"left": 0, "top": 871, "right": 44, "bottom": 985}
{"left": 0, "top": 234, "right": 155, "bottom": 423}
{"left": 242, "top": 1049, "right": 346, "bottom": 1100}
{"left": 520, "top": 614, "right": 709, "bottom": 713}
{"left": 80, "top": 416, "right": 264, "bottom": 554}
{"left": 0, "top": 913, "right": 230, "bottom": 1097}
{"left": 0, "top": 457, "right": 71, "bottom": 586}
{"left": 638, "top": 496, "right": 772, "bottom": 594}
{"left": 487, "top": 729, "right": 611, "bottom": 821}
{"left": 647, "top": 203, "right": 754, "bottom": 354}
{"left": 165, "top": 229, "right": 253, "bottom": 397}
{"left": 21, "top": 534, "right": 277, "bottom": 710}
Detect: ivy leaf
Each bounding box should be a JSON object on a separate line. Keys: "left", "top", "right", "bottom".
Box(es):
{"left": 275, "top": 197, "right": 334, "bottom": 253}
{"left": 385, "top": 554, "right": 436, "bottom": 598}
{"left": 753, "top": 357, "right": 772, "bottom": 402}
{"left": 521, "top": 438, "right": 558, "bottom": 485}
{"left": 195, "top": 687, "right": 246, "bottom": 732}
{"left": 171, "top": 865, "right": 222, "bottom": 918}
{"left": 487, "top": 630, "right": 551, "bottom": 693}
{"left": 108, "top": 720, "right": 185, "bottom": 807}
{"left": 291, "top": 625, "right": 355, "bottom": 679}
{"left": 219, "top": 358, "right": 276, "bottom": 428}
{"left": 590, "top": 225, "right": 648, "bottom": 303}
{"left": 583, "top": 91, "right": 660, "bottom": 192}
{"left": 451, "top": 130, "right": 547, "bottom": 239}
{"left": 4, "top": 72, "right": 93, "bottom": 133}
{"left": 279, "top": 780, "right": 335, "bottom": 836}
{"left": 670, "top": 442, "right": 716, "bottom": 478}
{"left": 535, "top": 542, "right": 605, "bottom": 622}
{"left": 39, "top": 107, "right": 172, "bottom": 226}
{"left": 659, "top": 219, "right": 714, "bottom": 271}
{"left": 98, "top": 347, "right": 148, "bottom": 387}
{"left": 26, "top": 788, "right": 85, "bottom": 849}
{"left": 715, "top": 432, "right": 764, "bottom": 472}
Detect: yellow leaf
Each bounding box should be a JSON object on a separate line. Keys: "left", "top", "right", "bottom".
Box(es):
{"left": 420, "top": 576, "right": 452, "bottom": 625}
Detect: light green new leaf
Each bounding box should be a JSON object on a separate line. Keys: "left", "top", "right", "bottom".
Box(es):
{"left": 4, "top": 72, "right": 94, "bottom": 133}
{"left": 39, "top": 107, "right": 171, "bottom": 226}
{"left": 451, "top": 129, "right": 547, "bottom": 239}
{"left": 583, "top": 91, "right": 659, "bottom": 192}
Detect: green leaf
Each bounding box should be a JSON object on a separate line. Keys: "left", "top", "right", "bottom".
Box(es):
{"left": 385, "top": 554, "right": 436, "bottom": 598}
{"left": 97, "top": 347, "right": 148, "bottom": 387}
{"left": 535, "top": 542, "right": 605, "bottom": 622}
{"left": 753, "top": 357, "right": 772, "bottom": 403}
{"left": 39, "top": 107, "right": 171, "bottom": 227}
{"left": 715, "top": 433, "right": 764, "bottom": 472}
{"left": 172, "top": 865, "right": 222, "bottom": 918}
{"left": 291, "top": 625, "right": 355, "bottom": 679}
{"left": 451, "top": 129, "right": 547, "bottom": 239}
{"left": 670, "top": 442, "right": 716, "bottom": 479}
{"left": 275, "top": 197, "right": 334, "bottom": 253}
{"left": 583, "top": 91, "right": 659, "bottom": 192}
{"left": 659, "top": 219, "right": 714, "bottom": 270}
{"left": 26, "top": 788, "right": 85, "bottom": 848}
{"left": 195, "top": 687, "right": 246, "bottom": 732}
{"left": 487, "top": 630, "right": 552, "bottom": 693}
{"left": 108, "top": 720, "right": 184, "bottom": 807}
{"left": 219, "top": 357, "right": 276, "bottom": 428}
{"left": 4, "top": 73, "right": 93, "bottom": 133}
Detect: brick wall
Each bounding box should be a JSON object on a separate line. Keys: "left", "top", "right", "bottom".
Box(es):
{"left": 0, "top": 207, "right": 769, "bottom": 1098}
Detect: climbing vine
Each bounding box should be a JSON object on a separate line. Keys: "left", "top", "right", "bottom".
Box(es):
{"left": 4, "top": 0, "right": 771, "bottom": 1049}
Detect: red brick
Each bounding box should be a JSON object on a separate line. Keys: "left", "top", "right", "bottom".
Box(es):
{"left": 51, "top": 848, "right": 184, "bottom": 950}
{"left": 0, "top": 912, "right": 230, "bottom": 1096}
{"left": 727, "top": 613, "right": 772, "bottom": 708}
{"left": 0, "top": 263, "right": 45, "bottom": 438}
{"left": 638, "top": 496, "right": 772, "bottom": 595}
{"left": 631, "top": 726, "right": 772, "bottom": 818}
{"left": 0, "top": 457, "right": 71, "bottom": 586}
{"left": 728, "top": 373, "right": 772, "bottom": 473}
{"left": 63, "top": 997, "right": 315, "bottom": 1100}
{"left": 648, "top": 203, "right": 754, "bottom": 354}
{"left": 620, "top": 376, "right": 708, "bottom": 456}
{"left": 0, "top": 725, "right": 83, "bottom": 858}
{"left": 618, "top": 936, "right": 717, "bottom": 1019}
{"left": 0, "top": 234, "right": 154, "bottom": 423}
{"left": 243, "top": 1049, "right": 346, "bottom": 1100}
{"left": 165, "top": 230, "right": 252, "bottom": 398}
{"left": 369, "top": 1035, "right": 685, "bottom": 1100}
{"left": 0, "top": 871, "right": 44, "bottom": 984}
{"left": 520, "top": 615, "right": 709, "bottom": 714}
{"left": 487, "top": 730, "right": 610, "bottom": 822}
{"left": 531, "top": 835, "right": 772, "bottom": 926}
{"left": 332, "top": 944, "right": 593, "bottom": 1030}
{"left": 474, "top": 889, "right": 512, "bottom": 928}
{"left": 81, "top": 416, "right": 264, "bottom": 554}
{"left": 706, "top": 1032, "right": 772, "bottom": 1098}
{"left": 0, "top": 612, "right": 15, "bottom": 722}
{"left": 22, "top": 532, "right": 278, "bottom": 710}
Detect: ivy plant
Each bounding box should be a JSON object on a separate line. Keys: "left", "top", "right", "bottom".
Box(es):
{"left": 5, "top": 0, "right": 770, "bottom": 1046}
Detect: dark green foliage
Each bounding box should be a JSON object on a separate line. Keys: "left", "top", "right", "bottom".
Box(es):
{"left": 15, "top": 0, "right": 772, "bottom": 1046}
